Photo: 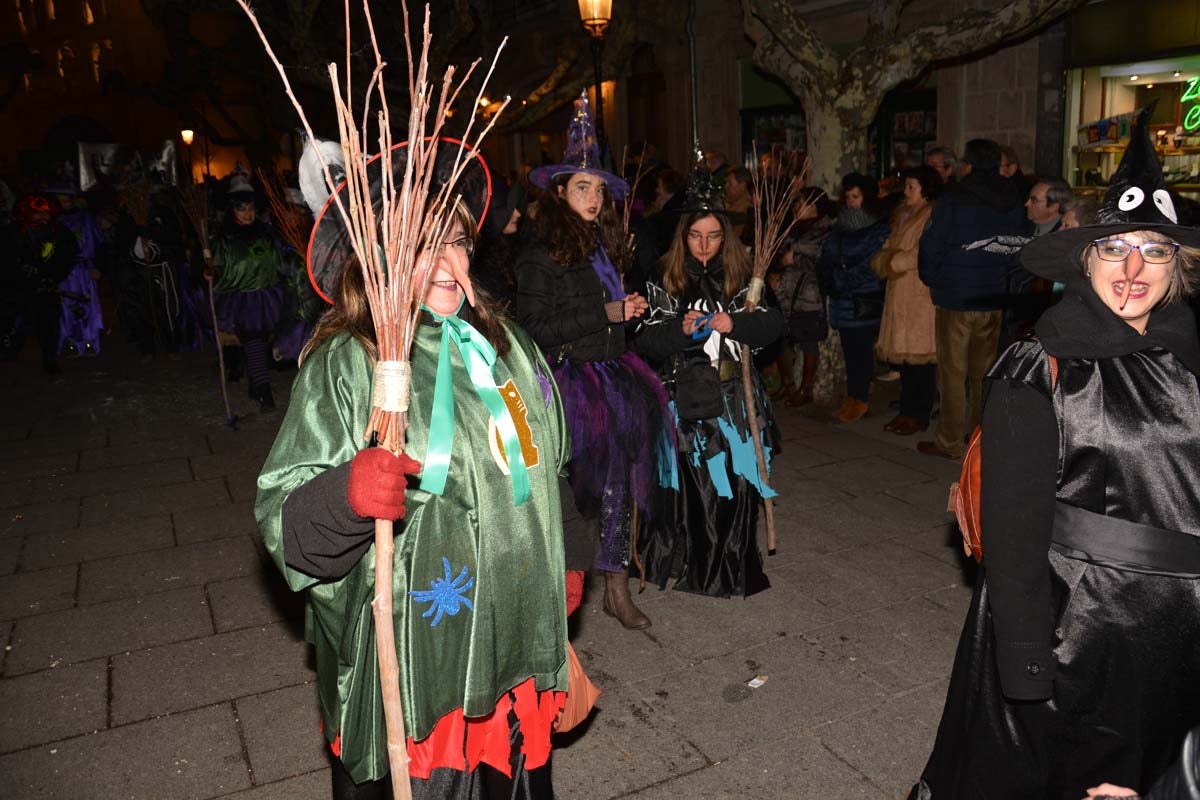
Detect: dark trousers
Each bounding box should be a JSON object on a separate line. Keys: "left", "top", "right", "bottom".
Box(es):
{"left": 838, "top": 325, "right": 877, "bottom": 402}
{"left": 899, "top": 363, "right": 937, "bottom": 424}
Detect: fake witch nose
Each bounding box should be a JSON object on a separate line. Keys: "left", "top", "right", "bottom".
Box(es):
{"left": 449, "top": 257, "right": 476, "bottom": 308}
{"left": 1119, "top": 250, "right": 1145, "bottom": 311}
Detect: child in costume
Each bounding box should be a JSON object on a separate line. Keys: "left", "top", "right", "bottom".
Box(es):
{"left": 257, "top": 142, "right": 580, "bottom": 800}
{"left": 52, "top": 185, "right": 105, "bottom": 357}
{"left": 515, "top": 91, "right": 677, "bottom": 630}
{"left": 208, "top": 173, "right": 292, "bottom": 410}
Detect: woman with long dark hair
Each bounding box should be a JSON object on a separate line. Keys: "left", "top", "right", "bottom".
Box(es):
{"left": 258, "top": 144, "right": 580, "bottom": 799}
{"left": 515, "top": 93, "right": 676, "bottom": 630}
{"left": 635, "top": 207, "right": 783, "bottom": 598}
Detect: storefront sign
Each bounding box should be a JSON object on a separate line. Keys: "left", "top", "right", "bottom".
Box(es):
{"left": 1183, "top": 77, "right": 1200, "bottom": 132}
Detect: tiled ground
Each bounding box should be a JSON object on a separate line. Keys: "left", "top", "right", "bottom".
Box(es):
{"left": 0, "top": 344, "right": 971, "bottom": 799}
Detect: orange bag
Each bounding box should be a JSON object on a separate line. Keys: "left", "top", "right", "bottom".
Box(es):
{"left": 554, "top": 642, "right": 600, "bottom": 732}
{"left": 949, "top": 354, "right": 1058, "bottom": 562}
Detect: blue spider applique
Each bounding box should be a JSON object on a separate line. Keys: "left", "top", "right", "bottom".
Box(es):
{"left": 409, "top": 558, "right": 475, "bottom": 628}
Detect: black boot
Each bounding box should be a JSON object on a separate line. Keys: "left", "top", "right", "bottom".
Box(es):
{"left": 253, "top": 383, "right": 276, "bottom": 412}
{"left": 604, "top": 571, "right": 651, "bottom": 630}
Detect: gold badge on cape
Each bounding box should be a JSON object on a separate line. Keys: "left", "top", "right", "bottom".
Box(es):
{"left": 489, "top": 380, "right": 540, "bottom": 474}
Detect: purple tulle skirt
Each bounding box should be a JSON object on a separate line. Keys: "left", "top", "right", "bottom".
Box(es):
{"left": 214, "top": 287, "right": 285, "bottom": 335}
{"left": 553, "top": 353, "right": 676, "bottom": 572}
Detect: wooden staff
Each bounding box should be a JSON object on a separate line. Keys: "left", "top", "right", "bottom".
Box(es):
{"left": 745, "top": 147, "right": 814, "bottom": 555}
{"left": 235, "top": 2, "right": 509, "bottom": 796}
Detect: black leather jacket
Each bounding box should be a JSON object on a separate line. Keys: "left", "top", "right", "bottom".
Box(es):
{"left": 514, "top": 243, "right": 628, "bottom": 363}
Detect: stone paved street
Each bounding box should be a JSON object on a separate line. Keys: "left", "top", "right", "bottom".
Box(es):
{"left": 0, "top": 345, "right": 971, "bottom": 799}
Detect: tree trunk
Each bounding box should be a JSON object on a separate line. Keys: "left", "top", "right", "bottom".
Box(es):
{"left": 802, "top": 104, "right": 871, "bottom": 195}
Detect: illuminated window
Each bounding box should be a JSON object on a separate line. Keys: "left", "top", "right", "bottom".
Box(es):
{"left": 83, "top": 0, "right": 93, "bottom": 24}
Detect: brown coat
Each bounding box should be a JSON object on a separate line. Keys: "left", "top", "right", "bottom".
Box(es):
{"left": 871, "top": 203, "right": 936, "bottom": 364}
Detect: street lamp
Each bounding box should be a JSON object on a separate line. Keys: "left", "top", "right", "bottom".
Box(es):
{"left": 578, "top": 0, "right": 612, "bottom": 151}
{"left": 180, "top": 129, "right": 195, "bottom": 183}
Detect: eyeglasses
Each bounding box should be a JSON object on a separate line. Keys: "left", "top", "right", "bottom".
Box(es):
{"left": 687, "top": 231, "right": 725, "bottom": 244}
{"left": 1092, "top": 238, "right": 1179, "bottom": 264}
{"left": 441, "top": 236, "right": 475, "bottom": 257}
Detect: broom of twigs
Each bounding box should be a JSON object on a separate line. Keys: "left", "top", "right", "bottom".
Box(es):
{"left": 620, "top": 142, "right": 650, "bottom": 247}
{"left": 746, "top": 146, "right": 812, "bottom": 555}
{"left": 256, "top": 166, "right": 310, "bottom": 255}
{"left": 177, "top": 183, "right": 237, "bottom": 428}
{"left": 235, "top": 1, "right": 509, "bottom": 795}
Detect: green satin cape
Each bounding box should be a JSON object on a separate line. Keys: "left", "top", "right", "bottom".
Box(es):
{"left": 256, "top": 321, "right": 570, "bottom": 783}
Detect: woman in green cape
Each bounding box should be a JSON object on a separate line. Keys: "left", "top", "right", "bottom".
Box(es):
{"left": 257, "top": 143, "right": 583, "bottom": 800}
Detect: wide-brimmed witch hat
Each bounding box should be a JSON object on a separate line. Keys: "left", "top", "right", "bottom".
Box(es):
{"left": 529, "top": 90, "right": 628, "bottom": 200}
{"left": 305, "top": 138, "right": 492, "bottom": 305}
{"left": 1021, "top": 103, "right": 1200, "bottom": 283}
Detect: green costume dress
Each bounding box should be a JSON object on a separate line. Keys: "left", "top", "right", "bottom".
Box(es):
{"left": 256, "top": 316, "right": 570, "bottom": 784}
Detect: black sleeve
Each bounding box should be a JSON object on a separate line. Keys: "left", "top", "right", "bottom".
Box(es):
{"left": 980, "top": 378, "right": 1059, "bottom": 701}
{"left": 632, "top": 318, "right": 693, "bottom": 364}
{"left": 281, "top": 462, "right": 377, "bottom": 580}
{"left": 728, "top": 306, "right": 784, "bottom": 348}
{"left": 514, "top": 250, "right": 610, "bottom": 350}
{"left": 1146, "top": 723, "right": 1200, "bottom": 800}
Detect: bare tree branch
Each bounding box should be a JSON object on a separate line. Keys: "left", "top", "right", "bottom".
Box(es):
{"left": 865, "top": 0, "right": 909, "bottom": 41}
{"left": 871, "top": 0, "right": 1088, "bottom": 85}
{"left": 743, "top": 0, "right": 839, "bottom": 105}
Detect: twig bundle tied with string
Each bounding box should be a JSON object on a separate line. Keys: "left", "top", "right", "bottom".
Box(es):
{"left": 256, "top": 167, "right": 310, "bottom": 255}
{"left": 743, "top": 147, "right": 812, "bottom": 555}
{"left": 235, "top": 1, "right": 509, "bottom": 795}
{"left": 176, "top": 183, "right": 237, "bottom": 428}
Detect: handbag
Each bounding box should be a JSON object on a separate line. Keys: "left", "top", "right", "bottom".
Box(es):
{"left": 673, "top": 360, "right": 724, "bottom": 420}
{"left": 554, "top": 642, "right": 601, "bottom": 732}
{"left": 949, "top": 352, "right": 1058, "bottom": 562}
{"left": 787, "top": 272, "right": 828, "bottom": 343}
{"left": 852, "top": 292, "right": 884, "bottom": 321}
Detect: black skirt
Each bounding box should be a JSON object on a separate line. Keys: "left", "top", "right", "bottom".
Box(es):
{"left": 916, "top": 551, "right": 1200, "bottom": 799}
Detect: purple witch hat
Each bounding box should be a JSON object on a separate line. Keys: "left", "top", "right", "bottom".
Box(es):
{"left": 529, "top": 90, "right": 629, "bottom": 200}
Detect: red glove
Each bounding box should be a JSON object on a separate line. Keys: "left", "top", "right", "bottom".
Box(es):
{"left": 347, "top": 448, "right": 421, "bottom": 521}
{"left": 565, "top": 570, "right": 585, "bottom": 616}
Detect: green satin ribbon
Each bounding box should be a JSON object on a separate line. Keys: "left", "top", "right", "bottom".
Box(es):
{"left": 418, "top": 305, "right": 532, "bottom": 506}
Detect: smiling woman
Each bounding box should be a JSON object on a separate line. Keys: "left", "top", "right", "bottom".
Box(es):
{"left": 914, "top": 106, "right": 1200, "bottom": 800}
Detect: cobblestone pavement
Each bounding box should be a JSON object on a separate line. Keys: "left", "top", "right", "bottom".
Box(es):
{"left": 0, "top": 344, "right": 971, "bottom": 799}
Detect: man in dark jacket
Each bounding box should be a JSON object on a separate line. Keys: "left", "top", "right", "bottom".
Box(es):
{"left": 917, "top": 139, "right": 1026, "bottom": 459}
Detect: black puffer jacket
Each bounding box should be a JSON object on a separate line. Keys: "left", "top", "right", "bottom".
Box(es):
{"left": 514, "top": 243, "right": 628, "bottom": 363}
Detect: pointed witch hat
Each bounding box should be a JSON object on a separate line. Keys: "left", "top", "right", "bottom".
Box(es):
{"left": 529, "top": 90, "right": 629, "bottom": 199}
{"left": 1021, "top": 102, "right": 1200, "bottom": 283}
{"left": 682, "top": 138, "right": 725, "bottom": 213}
{"left": 305, "top": 138, "right": 492, "bottom": 305}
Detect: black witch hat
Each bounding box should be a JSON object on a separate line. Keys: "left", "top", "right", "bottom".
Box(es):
{"left": 305, "top": 138, "right": 492, "bottom": 304}
{"left": 1021, "top": 103, "right": 1200, "bottom": 282}
{"left": 682, "top": 139, "right": 724, "bottom": 214}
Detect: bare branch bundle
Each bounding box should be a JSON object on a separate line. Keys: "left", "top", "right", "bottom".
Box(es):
{"left": 741, "top": 145, "right": 812, "bottom": 555}
{"left": 620, "top": 141, "right": 650, "bottom": 245}
{"left": 176, "top": 183, "right": 237, "bottom": 427}
{"left": 256, "top": 167, "right": 310, "bottom": 255}
{"left": 233, "top": 1, "right": 509, "bottom": 795}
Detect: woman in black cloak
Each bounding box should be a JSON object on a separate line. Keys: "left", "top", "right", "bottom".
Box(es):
{"left": 914, "top": 107, "right": 1200, "bottom": 799}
